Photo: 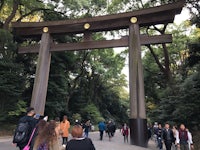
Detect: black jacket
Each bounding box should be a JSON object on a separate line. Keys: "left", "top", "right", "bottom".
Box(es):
{"left": 15, "top": 115, "right": 38, "bottom": 149}
{"left": 66, "top": 138, "right": 95, "bottom": 150}
{"left": 163, "top": 128, "right": 175, "bottom": 143}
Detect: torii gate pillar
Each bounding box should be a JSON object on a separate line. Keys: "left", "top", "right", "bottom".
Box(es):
{"left": 31, "top": 32, "right": 51, "bottom": 115}
{"left": 129, "top": 23, "right": 148, "bottom": 147}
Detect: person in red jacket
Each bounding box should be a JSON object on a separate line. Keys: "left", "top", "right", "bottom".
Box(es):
{"left": 177, "top": 124, "right": 194, "bottom": 150}
{"left": 121, "top": 123, "right": 129, "bottom": 143}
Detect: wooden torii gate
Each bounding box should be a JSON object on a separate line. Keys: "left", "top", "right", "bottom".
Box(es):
{"left": 12, "top": 1, "right": 184, "bottom": 147}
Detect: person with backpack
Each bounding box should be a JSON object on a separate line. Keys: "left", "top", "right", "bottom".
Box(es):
{"left": 177, "top": 124, "right": 194, "bottom": 150}
{"left": 106, "top": 121, "right": 113, "bottom": 141}
{"left": 13, "top": 107, "right": 38, "bottom": 150}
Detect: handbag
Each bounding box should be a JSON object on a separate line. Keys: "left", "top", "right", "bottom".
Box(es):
{"left": 23, "top": 127, "right": 36, "bottom": 150}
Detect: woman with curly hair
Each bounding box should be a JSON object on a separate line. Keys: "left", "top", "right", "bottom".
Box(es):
{"left": 33, "top": 120, "right": 61, "bottom": 150}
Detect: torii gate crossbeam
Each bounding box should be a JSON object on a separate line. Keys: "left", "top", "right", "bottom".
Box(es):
{"left": 12, "top": 0, "right": 185, "bottom": 148}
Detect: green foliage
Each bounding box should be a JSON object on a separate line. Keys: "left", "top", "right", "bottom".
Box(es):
{"left": 72, "top": 113, "right": 82, "bottom": 123}
{"left": 0, "top": 29, "right": 27, "bottom": 122}
{"left": 187, "top": 37, "right": 200, "bottom": 67}
{"left": 81, "top": 104, "right": 104, "bottom": 123}
{"left": 8, "top": 100, "right": 27, "bottom": 116}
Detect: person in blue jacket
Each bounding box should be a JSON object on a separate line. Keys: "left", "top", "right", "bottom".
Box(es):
{"left": 98, "top": 121, "right": 106, "bottom": 140}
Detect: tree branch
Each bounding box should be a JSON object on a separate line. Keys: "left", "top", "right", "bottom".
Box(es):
{"left": 153, "top": 23, "right": 168, "bottom": 34}
{"left": 69, "top": 51, "right": 89, "bottom": 90}
{"left": 0, "top": 0, "right": 5, "bottom": 11}
{"left": 3, "top": 0, "right": 19, "bottom": 30}
{"left": 146, "top": 44, "right": 166, "bottom": 74}
{"left": 16, "top": 8, "right": 51, "bottom": 22}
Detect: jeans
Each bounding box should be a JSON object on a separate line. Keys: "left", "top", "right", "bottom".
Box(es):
{"left": 157, "top": 137, "right": 163, "bottom": 149}
{"left": 84, "top": 131, "right": 89, "bottom": 137}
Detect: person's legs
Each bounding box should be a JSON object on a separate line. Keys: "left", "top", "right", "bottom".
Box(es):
{"left": 180, "top": 144, "right": 189, "bottom": 150}
{"left": 157, "top": 138, "right": 163, "bottom": 150}
{"left": 85, "top": 131, "right": 89, "bottom": 137}
{"left": 126, "top": 135, "right": 128, "bottom": 143}
{"left": 165, "top": 141, "right": 172, "bottom": 150}
{"left": 100, "top": 131, "right": 103, "bottom": 140}
{"left": 62, "top": 137, "right": 67, "bottom": 145}
{"left": 108, "top": 131, "right": 112, "bottom": 141}
{"left": 185, "top": 144, "right": 189, "bottom": 150}
{"left": 111, "top": 132, "right": 114, "bottom": 137}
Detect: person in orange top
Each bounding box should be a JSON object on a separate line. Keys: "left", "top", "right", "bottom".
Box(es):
{"left": 60, "top": 115, "right": 70, "bottom": 145}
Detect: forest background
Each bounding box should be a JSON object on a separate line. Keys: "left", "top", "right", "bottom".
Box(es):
{"left": 0, "top": 0, "right": 199, "bottom": 147}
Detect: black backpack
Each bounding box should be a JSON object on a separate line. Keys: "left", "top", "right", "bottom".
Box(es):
{"left": 13, "top": 122, "right": 30, "bottom": 144}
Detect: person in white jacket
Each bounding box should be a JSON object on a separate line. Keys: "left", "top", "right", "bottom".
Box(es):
{"left": 186, "top": 128, "right": 194, "bottom": 150}
{"left": 172, "top": 125, "right": 179, "bottom": 149}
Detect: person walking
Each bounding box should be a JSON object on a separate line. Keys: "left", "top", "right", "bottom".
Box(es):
{"left": 98, "top": 121, "right": 106, "bottom": 141}
{"left": 13, "top": 107, "right": 38, "bottom": 150}
{"left": 121, "top": 123, "right": 129, "bottom": 143}
{"left": 33, "top": 120, "right": 61, "bottom": 150}
{"left": 156, "top": 123, "right": 163, "bottom": 150}
{"left": 60, "top": 115, "right": 70, "bottom": 145}
{"left": 83, "top": 120, "right": 91, "bottom": 138}
{"left": 186, "top": 128, "right": 194, "bottom": 150}
{"left": 107, "top": 121, "right": 113, "bottom": 141}
{"left": 54, "top": 117, "right": 61, "bottom": 138}
{"left": 66, "top": 125, "right": 95, "bottom": 150}
{"left": 177, "top": 124, "right": 194, "bottom": 150}
{"left": 172, "top": 125, "right": 179, "bottom": 150}
{"left": 163, "top": 123, "right": 175, "bottom": 150}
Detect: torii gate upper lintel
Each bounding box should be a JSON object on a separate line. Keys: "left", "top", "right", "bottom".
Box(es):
{"left": 12, "top": 0, "right": 185, "bottom": 148}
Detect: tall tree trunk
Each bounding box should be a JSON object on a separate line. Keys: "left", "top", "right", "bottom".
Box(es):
{"left": 162, "top": 43, "right": 173, "bottom": 83}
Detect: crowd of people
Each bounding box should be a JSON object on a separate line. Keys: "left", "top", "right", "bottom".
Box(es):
{"left": 12, "top": 107, "right": 194, "bottom": 150}
{"left": 150, "top": 122, "right": 194, "bottom": 150}
{"left": 12, "top": 107, "right": 95, "bottom": 150}
{"left": 97, "top": 121, "right": 129, "bottom": 143}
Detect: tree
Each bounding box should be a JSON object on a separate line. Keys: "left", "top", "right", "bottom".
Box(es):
{"left": 0, "top": 29, "right": 26, "bottom": 121}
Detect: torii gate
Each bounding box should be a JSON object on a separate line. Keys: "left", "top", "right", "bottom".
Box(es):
{"left": 12, "top": 1, "right": 184, "bottom": 147}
